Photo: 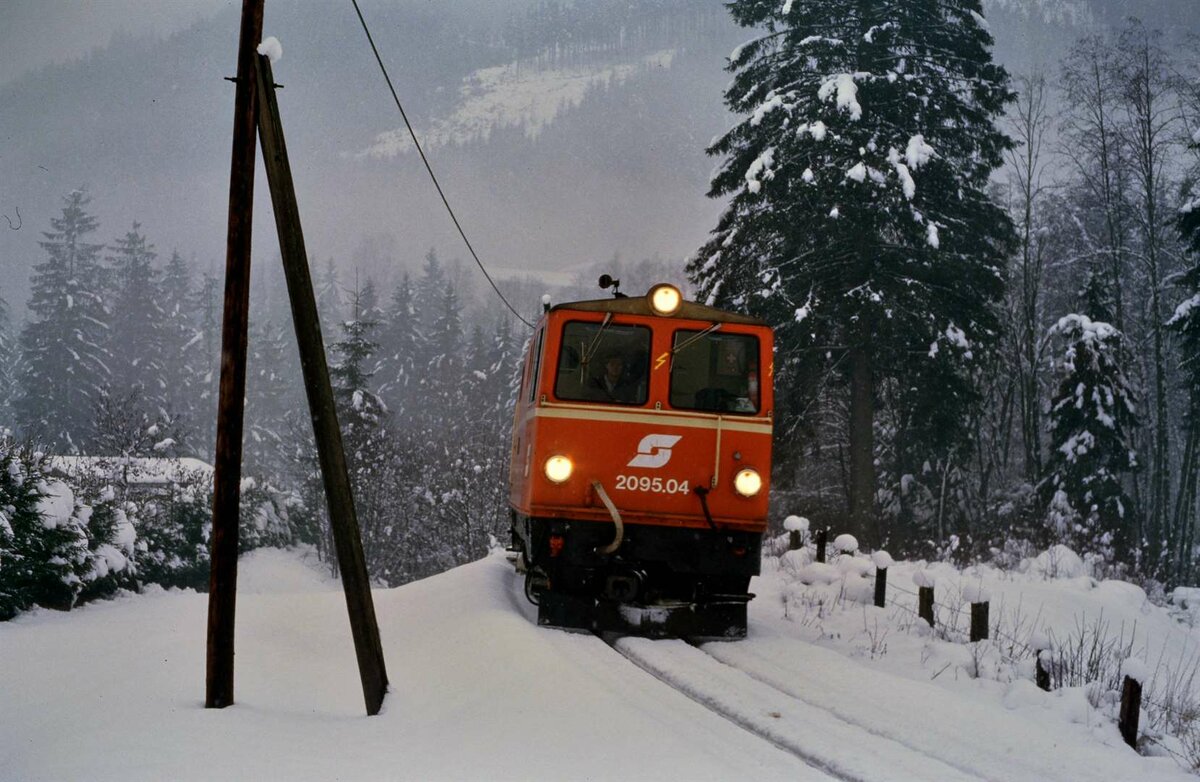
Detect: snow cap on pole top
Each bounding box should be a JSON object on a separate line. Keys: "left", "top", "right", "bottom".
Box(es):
{"left": 870, "top": 550, "right": 894, "bottom": 569}
{"left": 783, "top": 515, "right": 809, "bottom": 532}
{"left": 257, "top": 36, "right": 283, "bottom": 64}
{"left": 913, "top": 569, "right": 936, "bottom": 588}
{"left": 962, "top": 582, "right": 991, "bottom": 604}
{"left": 833, "top": 533, "right": 858, "bottom": 554}
{"left": 1121, "top": 657, "right": 1147, "bottom": 684}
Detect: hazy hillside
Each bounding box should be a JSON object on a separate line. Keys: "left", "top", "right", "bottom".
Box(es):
{"left": 0, "top": 0, "right": 1195, "bottom": 316}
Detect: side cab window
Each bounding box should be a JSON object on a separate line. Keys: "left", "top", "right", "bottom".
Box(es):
{"left": 527, "top": 327, "right": 545, "bottom": 404}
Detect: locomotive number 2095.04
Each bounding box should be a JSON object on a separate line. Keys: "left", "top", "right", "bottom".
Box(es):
{"left": 614, "top": 475, "right": 690, "bottom": 494}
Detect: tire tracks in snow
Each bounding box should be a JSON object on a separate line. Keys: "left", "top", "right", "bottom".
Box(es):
{"left": 610, "top": 636, "right": 986, "bottom": 782}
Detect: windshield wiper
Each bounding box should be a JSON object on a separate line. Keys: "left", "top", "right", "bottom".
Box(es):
{"left": 671, "top": 323, "right": 721, "bottom": 359}
{"left": 580, "top": 312, "right": 614, "bottom": 368}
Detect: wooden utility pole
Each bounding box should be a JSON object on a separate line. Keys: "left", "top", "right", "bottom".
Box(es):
{"left": 254, "top": 53, "right": 388, "bottom": 715}
{"left": 206, "top": 0, "right": 387, "bottom": 716}
{"left": 206, "top": 0, "right": 264, "bottom": 710}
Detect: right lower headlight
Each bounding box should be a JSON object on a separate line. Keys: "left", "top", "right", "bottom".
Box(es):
{"left": 733, "top": 468, "right": 762, "bottom": 497}
{"left": 544, "top": 455, "right": 574, "bottom": 484}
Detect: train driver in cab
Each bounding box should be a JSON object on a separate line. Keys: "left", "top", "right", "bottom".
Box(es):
{"left": 589, "top": 351, "right": 639, "bottom": 403}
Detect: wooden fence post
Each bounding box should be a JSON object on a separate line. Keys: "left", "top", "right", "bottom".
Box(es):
{"left": 970, "top": 601, "right": 989, "bottom": 642}
{"left": 1119, "top": 675, "right": 1142, "bottom": 749}
{"left": 815, "top": 528, "right": 828, "bottom": 563}
{"left": 784, "top": 515, "right": 808, "bottom": 552}
{"left": 1035, "top": 650, "right": 1051, "bottom": 691}
{"left": 918, "top": 586, "right": 935, "bottom": 627}
{"left": 871, "top": 551, "right": 893, "bottom": 609}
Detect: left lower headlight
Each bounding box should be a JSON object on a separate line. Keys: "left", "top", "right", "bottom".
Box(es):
{"left": 733, "top": 468, "right": 762, "bottom": 497}
{"left": 544, "top": 455, "right": 573, "bottom": 483}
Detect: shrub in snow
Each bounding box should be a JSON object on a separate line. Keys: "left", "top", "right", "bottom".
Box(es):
{"left": 1039, "top": 313, "right": 1138, "bottom": 568}
{"left": 73, "top": 484, "right": 138, "bottom": 605}
{"left": 134, "top": 482, "right": 211, "bottom": 590}
{"left": 0, "top": 446, "right": 89, "bottom": 616}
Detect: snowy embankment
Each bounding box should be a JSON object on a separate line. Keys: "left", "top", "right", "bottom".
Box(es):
{"left": 0, "top": 548, "right": 809, "bottom": 782}
{"left": 1, "top": 544, "right": 1196, "bottom": 781}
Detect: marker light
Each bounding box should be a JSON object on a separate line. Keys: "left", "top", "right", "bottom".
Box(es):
{"left": 733, "top": 468, "right": 763, "bottom": 497}
{"left": 544, "top": 455, "right": 574, "bottom": 483}
{"left": 648, "top": 284, "right": 683, "bottom": 316}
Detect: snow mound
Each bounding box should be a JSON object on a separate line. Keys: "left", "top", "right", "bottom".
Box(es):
{"left": 1024, "top": 545, "right": 1087, "bottom": 579}
{"left": 235, "top": 546, "right": 341, "bottom": 594}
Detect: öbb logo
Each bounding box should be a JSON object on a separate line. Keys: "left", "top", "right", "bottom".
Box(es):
{"left": 627, "top": 434, "right": 682, "bottom": 469}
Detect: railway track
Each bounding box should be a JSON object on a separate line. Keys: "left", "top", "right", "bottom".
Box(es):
{"left": 605, "top": 634, "right": 988, "bottom": 782}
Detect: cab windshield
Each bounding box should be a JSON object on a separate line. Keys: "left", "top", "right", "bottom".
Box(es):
{"left": 554, "top": 320, "right": 651, "bottom": 405}
{"left": 669, "top": 330, "right": 760, "bottom": 414}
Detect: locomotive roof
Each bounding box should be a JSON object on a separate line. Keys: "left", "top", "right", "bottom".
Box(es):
{"left": 549, "top": 295, "right": 767, "bottom": 326}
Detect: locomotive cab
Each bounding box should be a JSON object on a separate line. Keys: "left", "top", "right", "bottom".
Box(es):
{"left": 509, "top": 281, "right": 773, "bottom": 639}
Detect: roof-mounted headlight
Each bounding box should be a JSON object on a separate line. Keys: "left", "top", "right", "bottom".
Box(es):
{"left": 648, "top": 284, "right": 682, "bottom": 316}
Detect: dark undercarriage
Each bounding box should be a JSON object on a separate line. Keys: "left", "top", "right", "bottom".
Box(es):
{"left": 512, "top": 513, "right": 762, "bottom": 640}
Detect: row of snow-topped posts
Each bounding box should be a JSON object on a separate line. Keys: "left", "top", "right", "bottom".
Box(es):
{"left": 1119, "top": 658, "right": 1146, "bottom": 749}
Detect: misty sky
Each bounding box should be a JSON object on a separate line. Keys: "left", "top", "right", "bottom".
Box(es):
{"left": 0, "top": 1, "right": 231, "bottom": 86}
{"left": 1, "top": 0, "right": 1194, "bottom": 321}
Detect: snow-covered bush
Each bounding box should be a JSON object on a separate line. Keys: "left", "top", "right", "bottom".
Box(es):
{"left": 0, "top": 443, "right": 88, "bottom": 615}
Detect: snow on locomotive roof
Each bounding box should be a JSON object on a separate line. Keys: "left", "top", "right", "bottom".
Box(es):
{"left": 549, "top": 295, "right": 767, "bottom": 325}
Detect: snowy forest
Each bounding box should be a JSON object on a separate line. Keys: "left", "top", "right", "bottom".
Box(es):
{"left": 3, "top": 0, "right": 1200, "bottom": 618}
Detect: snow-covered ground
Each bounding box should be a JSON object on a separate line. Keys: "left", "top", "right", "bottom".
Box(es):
{"left": 1, "top": 544, "right": 1196, "bottom": 780}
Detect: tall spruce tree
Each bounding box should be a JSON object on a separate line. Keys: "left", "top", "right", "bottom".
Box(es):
{"left": 1041, "top": 313, "right": 1139, "bottom": 568}
{"left": 160, "top": 250, "right": 204, "bottom": 444}
{"left": 691, "top": 1, "right": 1015, "bottom": 546}
{"left": 1169, "top": 170, "right": 1200, "bottom": 581}
{"left": 107, "top": 223, "right": 168, "bottom": 414}
{"left": 15, "top": 190, "right": 111, "bottom": 451}
{"left": 378, "top": 271, "right": 423, "bottom": 424}
{"left": 0, "top": 293, "right": 14, "bottom": 425}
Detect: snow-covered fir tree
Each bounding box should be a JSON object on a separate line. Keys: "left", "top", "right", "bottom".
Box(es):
{"left": 243, "top": 318, "right": 291, "bottom": 477}
{"left": 378, "top": 271, "right": 424, "bottom": 425}
{"left": 15, "top": 190, "right": 112, "bottom": 451}
{"left": 315, "top": 258, "right": 344, "bottom": 331}
{"left": 330, "top": 285, "right": 387, "bottom": 459}
{"left": 690, "top": 0, "right": 1015, "bottom": 547}
{"left": 0, "top": 293, "right": 14, "bottom": 423}
{"left": 0, "top": 445, "right": 89, "bottom": 614}
{"left": 1041, "top": 312, "right": 1138, "bottom": 568}
{"left": 106, "top": 223, "right": 168, "bottom": 413}
{"left": 416, "top": 248, "right": 448, "bottom": 354}
{"left": 159, "top": 250, "right": 205, "bottom": 447}
{"left": 1168, "top": 172, "right": 1200, "bottom": 581}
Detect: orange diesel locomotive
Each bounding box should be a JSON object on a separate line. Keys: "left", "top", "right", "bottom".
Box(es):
{"left": 509, "top": 279, "right": 773, "bottom": 639}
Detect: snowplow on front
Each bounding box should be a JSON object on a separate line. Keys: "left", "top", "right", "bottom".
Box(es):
{"left": 508, "top": 279, "right": 773, "bottom": 640}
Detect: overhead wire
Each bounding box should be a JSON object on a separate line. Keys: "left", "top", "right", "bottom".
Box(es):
{"left": 349, "top": 0, "right": 535, "bottom": 329}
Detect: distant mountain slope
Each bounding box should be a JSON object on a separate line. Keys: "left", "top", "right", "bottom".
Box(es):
{"left": 0, "top": 0, "right": 1195, "bottom": 319}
